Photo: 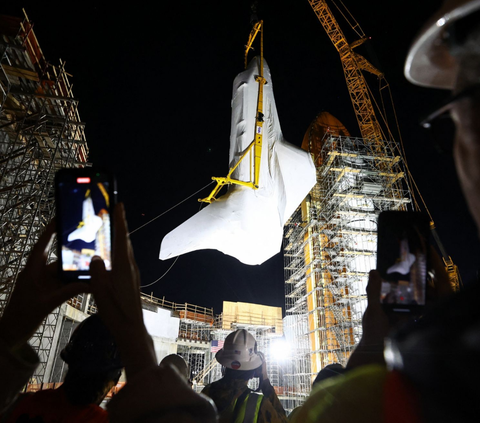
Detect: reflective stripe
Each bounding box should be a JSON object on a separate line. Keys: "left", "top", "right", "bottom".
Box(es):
{"left": 244, "top": 393, "right": 263, "bottom": 423}
{"left": 234, "top": 392, "right": 263, "bottom": 423}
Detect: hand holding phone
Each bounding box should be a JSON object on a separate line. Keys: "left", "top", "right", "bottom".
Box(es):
{"left": 377, "top": 211, "right": 430, "bottom": 313}
{"left": 55, "top": 168, "right": 117, "bottom": 282}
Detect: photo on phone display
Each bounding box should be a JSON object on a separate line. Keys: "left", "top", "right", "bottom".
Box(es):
{"left": 377, "top": 211, "right": 430, "bottom": 310}
{"left": 55, "top": 169, "right": 115, "bottom": 279}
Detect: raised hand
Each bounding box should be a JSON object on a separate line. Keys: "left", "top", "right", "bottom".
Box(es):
{"left": 0, "top": 221, "right": 90, "bottom": 351}
{"left": 89, "top": 203, "right": 156, "bottom": 378}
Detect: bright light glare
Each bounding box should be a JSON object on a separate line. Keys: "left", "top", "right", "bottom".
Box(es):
{"left": 270, "top": 338, "right": 291, "bottom": 362}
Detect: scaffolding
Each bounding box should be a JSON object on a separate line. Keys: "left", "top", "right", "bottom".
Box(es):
{"left": 130, "top": 296, "right": 284, "bottom": 397}
{"left": 283, "top": 133, "right": 411, "bottom": 410}
{"left": 0, "top": 12, "right": 88, "bottom": 383}
{"left": 190, "top": 301, "right": 284, "bottom": 397}
{"left": 282, "top": 235, "right": 313, "bottom": 412}
{"left": 161, "top": 298, "right": 214, "bottom": 386}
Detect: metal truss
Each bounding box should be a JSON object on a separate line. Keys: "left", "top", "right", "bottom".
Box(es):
{"left": 0, "top": 14, "right": 88, "bottom": 383}
{"left": 283, "top": 133, "right": 411, "bottom": 410}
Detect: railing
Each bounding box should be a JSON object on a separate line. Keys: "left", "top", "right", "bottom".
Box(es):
{"left": 67, "top": 296, "right": 83, "bottom": 311}
{"left": 222, "top": 312, "right": 283, "bottom": 329}
{"left": 141, "top": 293, "right": 215, "bottom": 324}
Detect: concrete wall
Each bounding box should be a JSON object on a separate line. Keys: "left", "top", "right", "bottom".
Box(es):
{"left": 142, "top": 307, "right": 180, "bottom": 364}
{"left": 46, "top": 302, "right": 181, "bottom": 382}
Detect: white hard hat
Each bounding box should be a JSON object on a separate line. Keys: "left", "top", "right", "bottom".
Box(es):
{"left": 215, "top": 329, "right": 263, "bottom": 371}
{"left": 160, "top": 354, "right": 189, "bottom": 380}
{"left": 404, "top": 0, "right": 480, "bottom": 89}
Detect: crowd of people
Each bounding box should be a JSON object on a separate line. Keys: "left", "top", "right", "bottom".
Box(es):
{"left": 1, "top": 0, "right": 480, "bottom": 421}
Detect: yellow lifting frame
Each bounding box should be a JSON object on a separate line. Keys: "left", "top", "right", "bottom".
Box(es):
{"left": 199, "top": 21, "right": 266, "bottom": 203}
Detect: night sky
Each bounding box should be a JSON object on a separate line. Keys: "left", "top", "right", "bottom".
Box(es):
{"left": 3, "top": 1, "right": 479, "bottom": 314}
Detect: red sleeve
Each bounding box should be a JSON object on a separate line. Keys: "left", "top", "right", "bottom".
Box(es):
{"left": 383, "top": 370, "right": 423, "bottom": 423}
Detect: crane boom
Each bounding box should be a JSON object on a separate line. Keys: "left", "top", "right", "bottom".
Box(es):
{"left": 308, "top": 0, "right": 385, "bottom": 148}
{"left": 308, "top": 0, "right": 462, "bottom": 291}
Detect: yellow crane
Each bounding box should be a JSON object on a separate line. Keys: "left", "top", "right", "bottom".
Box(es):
{"left": 307, "top": 0, "right": 461, "bottom": 290}
{"left": 308, "top": 0, "right": 386, "bottom": 149}
{"left": 199, "top": 21, "right": 266, "bottom": 203}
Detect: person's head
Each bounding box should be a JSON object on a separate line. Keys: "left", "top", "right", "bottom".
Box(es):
{"left": 405, "top": 0, "right": 480, "bottom": 230}
{"left": 215, "top": 329, "right": 263, "bottom": 380}
{"left": 385, "top": 283, "right": 480, "bottom": 422}
{"left": 60, "top": 314, "right": 123, "bottom": 406}
{"left": 312, "top": 363, "right": 347, "bottom": 388}
{"left": 160, "top": 354, "right": 192, "bottom": 387}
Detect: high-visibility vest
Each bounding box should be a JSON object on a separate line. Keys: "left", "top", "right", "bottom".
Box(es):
{"left": 232, "top": 392, "right": 263, "bottom": 423}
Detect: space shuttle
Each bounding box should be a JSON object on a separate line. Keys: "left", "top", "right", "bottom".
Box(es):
{"left": 159, "top": 58, "right": 316, "bottom": 265}
{"left": 67, "top": 194, "right": 103, "bottom": 244}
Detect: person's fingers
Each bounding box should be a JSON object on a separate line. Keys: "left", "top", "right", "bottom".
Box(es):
{"left": 46, "top": 261, "right": 58, "bottom": 272}
{"left": 46, "top": 282, "right": 91, "bottom": 310}
{"left": 115, "top": 203, "right": 141, "bottom": 286}
{"left": 89, "top": 256, "right": 111, "bottom": 308}
{"left": 40, "top": 262, "right": 60, "bottom": 289}
{"left": 90, "top": 255, "right": 107, "bottom": 285}
{"left": 127, "top": 238, "right": 141, "bottom": 286}
{"left": 24, "top": 221, "right": 56, "bottom": 276}
{"left": 113, "top": 203, "right": 130, "bottom": 265}
{"left": 39, "top": 261, "right": 91, "bottom": 310}
{"left": 366, "top": 270, "right": 382, "bottom": 306}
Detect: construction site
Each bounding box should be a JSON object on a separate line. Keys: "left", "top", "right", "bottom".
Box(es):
{"left": 0, "top": 11, "right": 88, "bottom": 384}
{"left": 0, "top": 0, "right": 463, "bottom": 417}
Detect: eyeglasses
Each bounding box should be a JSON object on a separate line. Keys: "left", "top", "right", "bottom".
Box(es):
{"left": 419, "top": 83, "right": 480, "bottom": 156}
{"left": 420, "top": 83, "right": 480, "bottom": 129}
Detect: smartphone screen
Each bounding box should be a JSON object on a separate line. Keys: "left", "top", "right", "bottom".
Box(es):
{"left": 377, "top": 211, "right": 430, "bottom": 312}
{"left": 55, "top": 169, "right": 116, "bottom": 280}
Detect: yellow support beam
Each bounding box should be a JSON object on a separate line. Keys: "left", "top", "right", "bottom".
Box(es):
{"left": 200, "top": 21, "right": 266, "bottom": 203}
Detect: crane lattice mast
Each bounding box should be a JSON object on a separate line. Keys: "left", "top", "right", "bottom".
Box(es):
{"left": 308, "top": 0, "right": 386, "bottom": 148}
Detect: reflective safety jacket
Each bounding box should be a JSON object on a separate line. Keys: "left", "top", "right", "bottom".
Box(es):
{"left": 231, "top": 391, "right": 263, "bottom": 423}
{"left": 202, "top": 377, "right": 287, "bottom": 423}
{"left": 290, "top": 365, "right": 423, "bottom": 423}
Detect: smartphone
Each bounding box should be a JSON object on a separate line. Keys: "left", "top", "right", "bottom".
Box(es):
{"left": 55, "top": 168, "right": 117, "bottom": 281}
{"left": 376, "top": 211, "right": 430, "bottom": 313}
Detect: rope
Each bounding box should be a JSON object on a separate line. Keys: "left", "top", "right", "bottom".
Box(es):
{"left": 140, "top": 256, "right": 180, "bottom": 288}
{"left": 406, "top": 167, "right": 433, "bottom": 220}
{"left": 384, "top": 83, "right": 420, "bottom": 210}
{"left": 365, "top": 78, "right": 423, "bottom": 212}
{"left": 129, "top": 181, "right": 214, "bottom": 235}
{"left": 365, "top": 80, "right": 388, "bottom": 140}
{"left": 136, "top": 183, "right": 211, "bottom": 288}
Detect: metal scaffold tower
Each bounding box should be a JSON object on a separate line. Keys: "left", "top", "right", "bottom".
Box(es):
{"left": 283, "top": 213, "right": 316, "bottom": 411}
{"left": 0, "top": 12, "right": 88, "bottom": 383}
{"left": 281, "top": 0, "right": 415, "bottom": 408}
{"left": 283, "top": 133, "right": 411, "bottom": 405}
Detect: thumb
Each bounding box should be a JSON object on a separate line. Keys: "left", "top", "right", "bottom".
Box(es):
{"left": 90, "top": 255, "right": 106, "bottom": 271}
{"left": 366, "top": 270, "right": 382, "bottom": 306}
{"left": 89, "top": 256, "right": 107, "bottom": 289}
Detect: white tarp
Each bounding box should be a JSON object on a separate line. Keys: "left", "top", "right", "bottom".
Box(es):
{"left": 160, "top": 58, "right": 316, "bottom": 265}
